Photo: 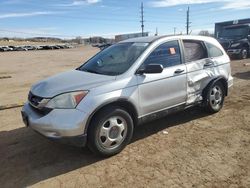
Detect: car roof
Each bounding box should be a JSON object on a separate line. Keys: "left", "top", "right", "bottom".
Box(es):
{"left": 119, "top": 35, "right": 166, "bottom": 43}
{"left": 119, "top": 35, "right": 217, "bottom": 44}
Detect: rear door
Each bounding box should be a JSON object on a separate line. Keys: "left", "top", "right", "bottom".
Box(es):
{"left": 137, "top": 40, "right": 187, "bottom": 116}
{"left": 182, "top": 39, "right": 214, "bottom": 104}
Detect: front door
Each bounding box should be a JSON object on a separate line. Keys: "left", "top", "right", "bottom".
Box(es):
{"left": 137, "top": 40, "right": 187, "bottom": 117}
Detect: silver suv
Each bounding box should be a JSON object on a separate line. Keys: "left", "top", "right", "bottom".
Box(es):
{"left": 21, "top": 35, "right": 233, "bottom": 156}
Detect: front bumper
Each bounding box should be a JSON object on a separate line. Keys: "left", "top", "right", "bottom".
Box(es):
{"left": 228, "top": 76, "right": 234, "bottom": 88}
{"left": 21, "top": 103, "right": 89, "bottom": 147}
{"left": 227, "top": 49, "right": 241, "bottom": 56}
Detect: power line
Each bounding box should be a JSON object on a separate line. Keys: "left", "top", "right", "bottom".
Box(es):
{"left": 38, "top": 14, "right": 185, "bottom": 24}
{"left": 0, "top": 28, "right": 150, "bottom": 39}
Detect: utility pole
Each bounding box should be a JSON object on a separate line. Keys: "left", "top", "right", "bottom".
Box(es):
{"left": 155, "top": 27, "right": 158, "bottom": 36}
{"left": 174, "top": 27, "right": 176, "bottom": 35}
{"left": 186, "top": 6, "right": 191, "bottom": 35}
{"left": 140, "top": 2, "right": 144, "bottom": 37}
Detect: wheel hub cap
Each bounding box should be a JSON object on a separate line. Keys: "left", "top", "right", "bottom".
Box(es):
{"left": 215, "top": 92, "right": 220, "bottom": 100}
{"left": 109, "top": 126, "right": 120, "bottom": 139}
{"left": 210, "top": 86, "right": 222, "bottom": 109}
{"left": 242, "top": 50, "right": 247, "bottom": 58}
{"left": 98, "top": 116, "right": 127, "bottom": 149}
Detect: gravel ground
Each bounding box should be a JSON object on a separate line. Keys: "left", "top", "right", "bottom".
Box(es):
{"left": 0, "top": 47, "right": 249, "bottom": 188}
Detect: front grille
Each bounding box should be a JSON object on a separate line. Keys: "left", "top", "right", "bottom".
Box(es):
{"left": 28, "top": 92, "right": 43, "bottom": 107}
{"left": 28, "top": 92, "right": 52, "bottom": 116}
{"left": 221, "top": 42, "right": 230, "bottom": 50}
{"left": 28, "top": 103, "right": 52, "bottom": 116}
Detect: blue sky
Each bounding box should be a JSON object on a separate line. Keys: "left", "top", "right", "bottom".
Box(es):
{"left": 0, "top": 0, "right": 249, "bottom": 38}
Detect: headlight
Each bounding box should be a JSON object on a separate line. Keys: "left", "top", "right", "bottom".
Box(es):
{"left": 230, "top": 43, "right": 240, "bottom": 48}
{"left": 45, "top": 91, "right": 88, "bottom": 109}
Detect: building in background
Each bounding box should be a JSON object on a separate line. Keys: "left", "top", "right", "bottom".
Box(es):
{"left": 215, "top": 18, "right": 250, "bottom": 38}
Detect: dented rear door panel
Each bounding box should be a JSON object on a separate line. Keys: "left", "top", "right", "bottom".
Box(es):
{"left": 185, "top": 56, "right": 231, "bottom": 105}
{"left": 185, "top": 59, "right": 215, "bottom": 104}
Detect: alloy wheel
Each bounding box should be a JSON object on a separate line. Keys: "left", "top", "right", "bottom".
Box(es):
{"left": 209, "top": 85, "right": 223, "bottom": 110}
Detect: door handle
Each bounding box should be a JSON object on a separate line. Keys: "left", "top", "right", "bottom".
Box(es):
{"left": 204, "top": 59, "right": 214, "bottom": 68}
{"left": 174, "top": 69, "right": 184, "bottom": 74}
{"left": 204, "top": 62, "right": 213, "bottom": 67}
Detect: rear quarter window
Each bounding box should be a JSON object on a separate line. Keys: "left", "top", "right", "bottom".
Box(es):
{"left": 205, "top": 42, "right": 224, "bottom": 57}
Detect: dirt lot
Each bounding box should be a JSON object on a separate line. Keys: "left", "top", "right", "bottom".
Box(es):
{"left": 0, "top": 47, "right": 250, "bottom": 188}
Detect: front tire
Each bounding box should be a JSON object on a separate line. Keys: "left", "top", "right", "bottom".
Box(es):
{"left": 204, "top": 82, "right": 225, "bottom": 113}
{"left": 239, "top": 47, "right": 248, "bottom": 59}
{"left": 87, "top": 106, "right": 134, "bottom": 157}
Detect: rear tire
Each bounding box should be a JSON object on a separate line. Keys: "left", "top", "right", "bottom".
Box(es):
{"left": 203, "top": 82, "right": 225, "bottom": 113}
{"left": 87, "top": 106, "right": 134, "bottom": 157}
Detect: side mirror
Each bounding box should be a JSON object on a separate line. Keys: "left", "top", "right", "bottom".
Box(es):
{"left": 137, "top": 64, "right": 163, "bottom": 74}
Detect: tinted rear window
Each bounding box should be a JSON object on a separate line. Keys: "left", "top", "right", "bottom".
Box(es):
{"left": 183, "top": 40, "right": 208, "bottom": 62}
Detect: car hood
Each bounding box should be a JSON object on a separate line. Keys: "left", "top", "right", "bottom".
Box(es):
{"left": 31, "top": 70, "right": 116, "bottom": 98}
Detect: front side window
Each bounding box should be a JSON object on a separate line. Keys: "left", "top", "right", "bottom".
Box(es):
{"left": 142, "top": 40, "right": 182, "bottom": 68}
{"left": 183, "top": 40, "right": 208, "bottom": 62}
{"left": 205, "top": 42, "right": 223, "bottom": 57}
{"left": 78, "top": 42, "right": 149, "bottom": 76}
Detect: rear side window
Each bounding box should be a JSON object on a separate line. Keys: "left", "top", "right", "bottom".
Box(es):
{"left": 205, "top": 42, "right": 223, "bottom": 57}
{"left": 143, "top": 40, "right": 182, "bottom": 68}
{"left": 183, "top": 40, "right": 208, "bottom": 62}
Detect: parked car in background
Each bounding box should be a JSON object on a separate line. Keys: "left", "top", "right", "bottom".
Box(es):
{"left": 215, "top": 18, "right": 250, "bottom": 59}
{"left": 0, "top": 46, "right": 13, "bottom": 51}
{"left": 0, "top": 46, "right": 6, "bottom": 51}
{"left": 21, "top": 35, "right": 233, "bottom": 156}
{"left": 23, "top": 45, "right": 37, "bottom": 51}
{"left": 98, "top": 43, "right": 112, "bottom": 50}
{"left": 0, "top": 44, "right": 74, "bottom": 52}
{"left": 14, "top": 46, "right": 28, "bottom": 51}
{"left": 92, "top": 43, "right": 113, "bottom": 50}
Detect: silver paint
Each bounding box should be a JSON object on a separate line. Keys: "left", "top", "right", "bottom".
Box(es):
{"left": 21, "top": 35, "right": 233, "bottom": 140}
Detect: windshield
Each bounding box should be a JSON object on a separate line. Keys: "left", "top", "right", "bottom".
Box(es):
{"left": 220, "top": 26, "right": 248, "bottom": 39}
{"left": 78, "top": 42, "right": 149, "bottom": 76}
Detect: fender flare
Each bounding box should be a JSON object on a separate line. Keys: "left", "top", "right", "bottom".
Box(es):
{"left": 202, "top": 76, "right": 228, "bottom": 99}
{"left": 83, "top": 98, "right": 139, "bottom": 134}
